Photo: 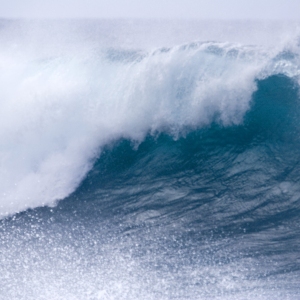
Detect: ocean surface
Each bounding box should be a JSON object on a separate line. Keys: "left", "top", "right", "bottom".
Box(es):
{"left": 0, "top": 20, "right": 300, "bottom": 299}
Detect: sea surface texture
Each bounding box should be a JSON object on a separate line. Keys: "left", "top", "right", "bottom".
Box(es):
{"left": 0, "top": 20, "right": 300, "bottom": 299}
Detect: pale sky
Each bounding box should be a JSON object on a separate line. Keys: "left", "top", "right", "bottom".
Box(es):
{"left": 0, "top": 0, "right": 300, "bottom": 20}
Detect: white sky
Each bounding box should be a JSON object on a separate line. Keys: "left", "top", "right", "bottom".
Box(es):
{"left": 0, "top": 0, "right": 300, "bottom": 20}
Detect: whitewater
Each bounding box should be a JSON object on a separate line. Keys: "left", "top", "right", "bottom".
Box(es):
{"left": 0, "top": 20, "right": 300, "bottom": 299}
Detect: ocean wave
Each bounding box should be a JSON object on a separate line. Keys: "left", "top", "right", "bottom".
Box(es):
{"left": 0, "top": 37, "right": 300, "bottom": 216}
{"left": 1, "top": 21, "right": 300, "bottom": 300}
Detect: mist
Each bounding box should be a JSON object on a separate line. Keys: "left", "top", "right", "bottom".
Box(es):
{"left": 1, "top": 0, "right": 299, "bottom": 20}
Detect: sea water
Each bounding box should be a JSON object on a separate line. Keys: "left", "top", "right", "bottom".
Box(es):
{"left": 0, "top": 20, "right": 300, "bottom": 299}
